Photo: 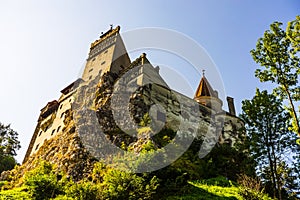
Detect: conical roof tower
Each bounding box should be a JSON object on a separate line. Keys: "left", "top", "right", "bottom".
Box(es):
{"left": 194, "top": 71, "right": 223, "bottom": 112}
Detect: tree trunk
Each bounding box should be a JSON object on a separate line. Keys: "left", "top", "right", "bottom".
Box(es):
{"left": 266, "top": 141, "right": 277, "bottom": 199}
{"left": 276, "top": 63, "right": 300, "bottom": 137}
{"left": 271, "top": 144, "right": 282, "bottom": 200}
{"left": 283, "top": 84, "right": 300, "bottom": 137}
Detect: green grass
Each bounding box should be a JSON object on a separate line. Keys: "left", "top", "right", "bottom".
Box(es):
{"left": 165, "top": 182, "right": 241, "bottom": 200}
{"left": 165, "top": 177, "right": 272, "bottom": 200}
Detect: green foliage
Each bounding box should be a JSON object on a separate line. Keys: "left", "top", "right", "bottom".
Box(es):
{"left": 139, "top": 113, "right": 151, "bottom": 127}
{"left": 92, "top": 161, "right": 160, "bottom": 199}
{"left": 250, "top": 16, "right": 300, "bottom": 136}
{"left": 23, "top": 161, "right": 65, "bottom": 200}
{"left": 100, "top": 168, "right": 159, "bottom": 200}
{"left": 241, "top": 89, "right": 298, "bottom": 199}
{"left": 0, "top": 186, "right": 32, "bottom": 200}
{"left": 0, "top": 159, "right": 273, "bottom": 200}
{"left": 64, "top": 181, "right": 99, "bottom": 200}
{"left": 141, "top": 140, "right": 156, "bottom": 152}
{"left": 197, "top": 176, "right": 237, "bottom": 187}
{"left": 287, "top": 16, "right": 300, "bottom": 54}
{"left": 53, "top": 196, "right": 74, "bottom": 200}
{"left": 0, "top": 122, "right": 20, "bottom": 174}
{"left": 1, "top": 160, "right": 159, "bottom": 200}
{"left": 0, "top": 155, "right": 17, "bottom": 174}
{"left": 237, "top": 174, "right": 270, "bottom": 200}
{"left": 91, "top": 161, "right": 107, "bottom": 184}
{"left": 202, "top": 144, "right": 255, "bottom": 181}
{"left": 238, "top": 187, "right": 273, "bottom": 200}
{"left": 0, "top": 123, "right": 20, "bottom": 157}
{"left": 137, "top": 126, "right": 152, "bottom": 135}
{"left": 152, "top": 128, "right": 176, "bottom": 147}
{"left": 165, "top": 177, "right": 272, "bottom": 200}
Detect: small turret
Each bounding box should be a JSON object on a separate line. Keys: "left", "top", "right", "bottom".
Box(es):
{"left": 194, "top": 71, "right": 223, "bottom": 112}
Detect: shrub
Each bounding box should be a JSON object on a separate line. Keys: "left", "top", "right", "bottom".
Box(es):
{"left": 64, "top": 181, "right": 99, "bottom": 200}
{"left": 100, "top": 169, "right": 159, "bottom": 200}
{"left": 238, "top": 187, "right": 273, "bottom": 200}
{"left": 237, "top": 174, "right": 272, "bottom": 200}
{"left": 0, "top": 186, "right": 32, "bottom": 200}
{"left": 23, "top": 161, "right": 65, "bottom": 200}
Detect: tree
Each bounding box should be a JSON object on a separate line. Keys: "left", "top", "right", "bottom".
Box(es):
{"left": 250, "top": 16, "right": 300, "bottom": 138}
{"left": 241, "top": 89, "right": 295, "bottom": 200}
{"left": 287, "top": 16, "right": 300, "bottom": 54}
{"left": 0, "top": 122, "right": 21, "bottom": 173}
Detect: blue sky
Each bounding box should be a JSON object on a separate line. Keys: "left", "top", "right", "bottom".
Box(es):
{"left": 0, "top": 0, "right": 299, "bottom": 162}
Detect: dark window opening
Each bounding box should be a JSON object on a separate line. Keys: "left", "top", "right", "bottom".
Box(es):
{"left": 157, "top": 111, "right": 166, "bottom": 122}
{"left": 101, "top": 61, "right": 106, "bottom": 65}
{"left": 51, "top": 129, "right": 56, "bottom": 136}
{"left": 35, "top": 144, "right": 40, "bottom": 150}
{"left": 57, "top": 126, "right": 61, "bottom": 132}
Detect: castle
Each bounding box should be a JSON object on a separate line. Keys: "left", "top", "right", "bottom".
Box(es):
{"left": 23, "top": 26, "right": 243, "bottom": 166}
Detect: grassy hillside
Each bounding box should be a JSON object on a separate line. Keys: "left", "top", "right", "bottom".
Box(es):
{"left": 166, "top": 177, "right": 272, "bottom": 200}
{"left": 0, "top": 165, "right": 272, "bottom": 200}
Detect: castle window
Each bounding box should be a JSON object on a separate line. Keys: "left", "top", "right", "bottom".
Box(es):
{"left": 157, "top": 110, "right": 166, "bottom": 122}
{"left": 44, "top": 125, "right": 49, "bottom": 132}
{"left": 35, "top": 144, "right": 40, "bottom": 150}
{"left": 57, "top": 126, "right": 61, "bottom": 132}
{"left": 89, "top": 68, "right": 93, "bottom": 72}
{"left": 60, "top": 104, "right": 63, "bottom": 109}
{"left": 38, "top": 131, "right": 42, "bottom": 137}
{"left": 89, "top": 75, "right": 93, "bottom": 80}
{"left": 104, "top": 50, "right": 108, "bottom": 54}
{"left": 69, "top": 99, "right": 72, "bottom": 103}
{"left": 51, "top": 129, "right": 56, "bottom": 136}
{"left": 92, "top": 57, "right": 96, "bottom": 61}
{"left": 60, "top": 113, "right": 64, "bottom": 118}
{"left": 101, "top": 61, "right": 106, "bottom": 65}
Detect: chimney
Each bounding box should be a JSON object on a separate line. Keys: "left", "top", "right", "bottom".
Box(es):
{"left": 226, "top": 96, "right": 236, "bottom": 116}
{"left": 155, "top": 66, "right": 160, "bottom": 73}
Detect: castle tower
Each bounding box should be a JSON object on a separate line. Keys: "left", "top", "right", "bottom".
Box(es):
{"left": 82, "top": 25, "right": 131, "bottom": 82}
{"left": 23, "top": 26, "right": 131, "bottom": 163}
{"left": 194, "top": 72, "right": 223, "bottom": 112}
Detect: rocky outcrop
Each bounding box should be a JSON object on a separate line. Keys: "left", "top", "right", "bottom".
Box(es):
{"left": 1, "top": 109, "right": 97, "bottom": 185}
